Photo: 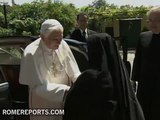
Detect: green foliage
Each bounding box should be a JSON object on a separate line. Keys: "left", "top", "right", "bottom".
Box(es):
{"left": 0, "top": 12, "right": 4, "bottom": 27}
{"left": 0, "top": 27, "right": 12, "bottom": 37}
{"left": 80, "top": 4, "right": 150, "bottom": 31}
{"left": 0, "top": 0, "right": 151, "bottom": 36}
{"left": 9, "top": 19, "right": 25, "bottom": 35}
{"left": 91, "top": 0, "right": 107, "bottom": 8}
{"left": 7, "top": 0, "right": 78, "bottom": 36}
{"left": 1, "top": 47, "right": 22, "bottom": 59}
{"left": 24, "top": 18, "right": 39, "bottom": 35}
{"left": 9, "top": 18, "right": 39, "bottom": 35}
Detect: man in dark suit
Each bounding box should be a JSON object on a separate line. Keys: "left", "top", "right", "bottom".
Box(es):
{"left": 132, "top": 6, "right": 160, "bottom": 120}
{"left": 66, "top": 13, "right": 96, "bottom": 42}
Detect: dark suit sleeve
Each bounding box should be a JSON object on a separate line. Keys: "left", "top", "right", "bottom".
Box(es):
{"left": 66, "top": 29, "right": 83, "bottom": 41}
{"left": 131, "top": 37, "right": 142, "bottom": 82}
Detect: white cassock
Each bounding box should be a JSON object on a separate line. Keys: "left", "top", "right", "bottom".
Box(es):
{"left": 19, "top": 38, "right": 81, "bottom": 120}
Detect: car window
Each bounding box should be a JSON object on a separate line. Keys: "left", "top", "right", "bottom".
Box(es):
{"left": 0, "top": 69, "right": 5, "bottom": 83}
{"left": 0, "top": 46, "right": 23, "bottom": 65}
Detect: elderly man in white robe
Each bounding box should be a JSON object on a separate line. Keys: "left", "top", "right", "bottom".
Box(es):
{"left": 19, "top": 19, "right": 81, "bottom": 120}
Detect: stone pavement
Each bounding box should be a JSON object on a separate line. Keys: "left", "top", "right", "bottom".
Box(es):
{"left": 119, "top": 50, "right": 135, "bottom": 67}
{"left": 119, "top": 50, "right": 136, "bottom": 79}
{"left": 127, "top": 50, "right": 135, "bottom": 68}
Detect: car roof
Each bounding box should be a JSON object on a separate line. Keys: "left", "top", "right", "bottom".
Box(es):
{"left": 0, "top": 36, "right": 32, "bottom": 47}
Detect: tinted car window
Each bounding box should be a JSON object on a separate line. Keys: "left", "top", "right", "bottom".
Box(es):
{"left": 0, "top": 46, "right": 23, "bottom": 65}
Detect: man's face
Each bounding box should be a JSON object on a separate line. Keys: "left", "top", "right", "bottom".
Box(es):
{"left": 43, "top": 29, "right": 63, "bottom": 50}
{"left": 148, "top": 11, "right": 160, "bottom": 34}
{"left": 77, "top": 15, "right": 88, "bottom": 30}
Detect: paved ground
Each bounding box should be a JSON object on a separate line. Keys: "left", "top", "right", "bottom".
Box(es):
{"left": 119, "top": 50, "right": 135, "bottom": 66}
{"left": 119, "top": 50, "right": 135, "bottom": 79}
{"left": 127, "top": 50, "right": 135, "bottom": 68}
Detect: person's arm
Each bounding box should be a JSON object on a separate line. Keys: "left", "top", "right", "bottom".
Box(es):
{"left": 61, "top": 40, "right": 81, "bottom": 83}
{"left": 131, "top": 37, "right": 143, "bottom": 93}
{"left": 32, "top": 82, "right": 70, "bottom": 104}
{"left": 131, "top": 38, "right": 142, "bottom": 82}
{"left": 19, "top": 53, "right": 43, "bottom": 86}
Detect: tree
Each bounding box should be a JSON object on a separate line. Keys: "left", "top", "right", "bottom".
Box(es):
{"left": 0, "top": 0, "right": 151, "bottom": 36}
{"left": 91, "top": 0, "right": 107, "bottom": 8}
{"left": 7, "top": 0, "right": 78, "bottom": 36}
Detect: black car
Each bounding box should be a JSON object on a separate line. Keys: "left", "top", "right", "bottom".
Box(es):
{"left": 0, "top": 36, "right": 88, "bottom": 120}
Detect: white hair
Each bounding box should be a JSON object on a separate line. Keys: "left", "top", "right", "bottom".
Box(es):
{"left": 40, "top": 19, "right": 63, "bottom": 36}
{"left": 147, "top": 6, "right": 160, "bottom": 17}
